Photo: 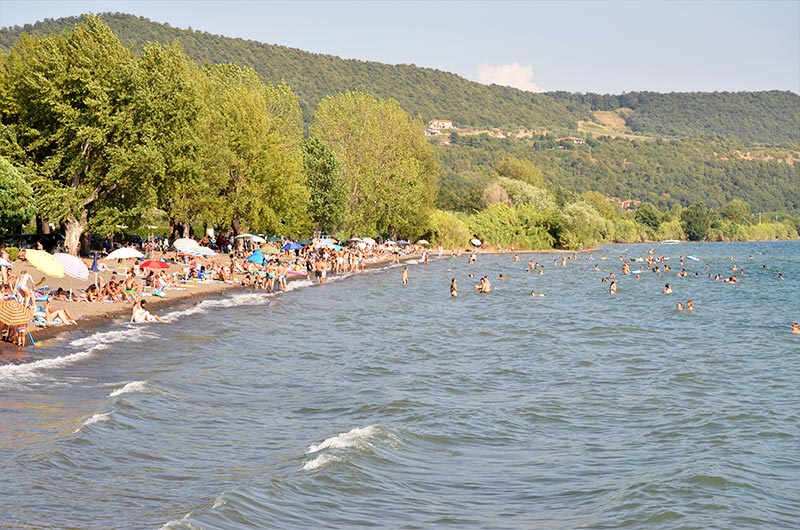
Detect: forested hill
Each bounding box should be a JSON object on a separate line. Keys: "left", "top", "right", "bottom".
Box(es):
{"left": 2, "top": 13, "right": 798, "bottom": 146}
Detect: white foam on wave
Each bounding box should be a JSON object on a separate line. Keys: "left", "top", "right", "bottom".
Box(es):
{"left": 166, "top": 290, "right": 271, "bottom": 320}
{"left": 0, "top": 347, "right": 98, "bottom": 387}
{"left": 306, "top": 425, "right": 379, "bottom": 454}
{"left": 302, "top": 453, "right": 342, "bottom": 470}
{"left": 159, "top": 515, "right": 203, "bottom": 530}
{"left": 75, "top": 412, "right": 112, "bottom": 432}
{"left": 284, "top": 279, "right": 315, "bottom": 292}
{"left": 109, "top": 380, "right": 151, "bottom": 397}
{"left": 69, "top": 325, "right": 157, "bottom": 349}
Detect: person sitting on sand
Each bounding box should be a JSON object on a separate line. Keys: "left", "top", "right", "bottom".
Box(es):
{"left": 131, "top": 299, "right": 166, "bottom": 323}
{"left": 44, "top": 300, "right": 77, "bottom": 325}
{"left": 84, "top": 284, "right": 100, "bottom": 303}
{"left": 123, "top": 272, "right": 141, "bottom": 303}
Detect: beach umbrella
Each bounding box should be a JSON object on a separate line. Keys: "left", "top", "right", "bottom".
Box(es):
{"left": 416, "top": 239, "right": 429, "bottom": 246}
{"left": 173, "top": 238, "right": 200, "bottom": 252}
{"left": 298, "top": 239, "right": 312, "bottom": 245}
{"left": 281, "top": 242, "right": 303, "bottom": 251}
{"left": 0, "top": 300, "right": 32, "bottom": 326}
{"left": 54, "top": 252, "right": 90, "bottom": 300}
{"left": 188, "top": 246, "right": 216, "bottom": 256}
{"left": 140, "top": 259, "right": 169, "bottom": 270}
{"left": 54, "top": 253, "right": 89, "bottom": 281}
{"left": 470, "top": 238, "right": 482, "bottom": 247}
{"left": 362, "top": 237, "right": 377, "bottom": 246}
{"left": 24, "top": 249, "right": 65, "bottom": 278}
{"left": 0, "top": 257, "right": 12, "bottom": 268}
{"left": 267, "top": 235, "right": 283, "bottom": 243}
{"left": 235, "top": 234, "right": 267, "bottom": 244}
{"left": 247, "top": 251, "right": 265, "bottom": 264}
{"left": 397, "top": 240, "right": 410, "bottom": 246}
{"left": 260, "top": 246, "right": 279, "bottom": 255}
{"left": 347, "top": 237, "right": 363, "bottom": 244}
{"left": 104, "top": 247, "right": 144, "bottom": 260}
{"left": 89, "top": 253, "right": 101, "bottom": 289}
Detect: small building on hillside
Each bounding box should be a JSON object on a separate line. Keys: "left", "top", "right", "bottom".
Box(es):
{"left": 428, "top": 119, "right": 454, "bottom": 130}
{"left": 555, "top": 136, "right": 586, "bottom": 145}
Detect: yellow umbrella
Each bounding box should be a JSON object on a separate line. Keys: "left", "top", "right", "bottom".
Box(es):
{"left": 23, "top": 249, "right": 65, "bottom": 278}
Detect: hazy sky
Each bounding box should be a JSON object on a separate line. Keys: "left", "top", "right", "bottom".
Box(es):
{"left": 1, "top": 0, "right": 798, "bottom": 94}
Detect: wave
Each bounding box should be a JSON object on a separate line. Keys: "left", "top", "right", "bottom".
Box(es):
{"left": 306, "top": 425, "right": 380, "bottom": 454}
{"left": 0, "top": 348, "right": 97, "bottom": 387}
{"left": 302, "top": 453, "right": 342, "bottom": 471}
{"left": 109, "top": 380, "right": 151, "bottom": 397}
{"left": 75, "top": 412, "right": 112, "bottom": 432}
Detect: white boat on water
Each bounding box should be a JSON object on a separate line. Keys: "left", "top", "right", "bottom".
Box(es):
{"left": 661, "top": 239, "right": 681, "bottom": 244}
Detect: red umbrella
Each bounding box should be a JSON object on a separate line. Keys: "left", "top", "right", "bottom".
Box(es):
{"left": 140, "top": 260, "right": 169, "bottom": 270}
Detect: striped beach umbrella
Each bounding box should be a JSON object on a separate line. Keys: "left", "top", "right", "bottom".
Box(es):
{"left": 54, "top": 253, "right": 90, "bottom": 281}
{"left": 0, "top": 300, "right": 33, "bottom": 326}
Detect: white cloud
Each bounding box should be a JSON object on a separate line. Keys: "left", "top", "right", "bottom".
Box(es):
{"left": 476, "top": 62, "right": 541, "bottom": 92}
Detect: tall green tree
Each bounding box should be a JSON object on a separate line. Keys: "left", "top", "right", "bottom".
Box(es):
{"left": 0, "top": 15, "right": 140, "bottom": 254}
{"left": 722, "top": 198, "right": 752, "bottom": 225}
{"left": 129, "top": 41, "right": 208, "bottom": 238}
{"left": 303, "top": 135, "right": 346, "bottom": 234}
{"left": 494, "top": 157, "right": 544, "bottom": 187}
{"left": 312, "top": 91, "right": 439, "bottom": 237}
{"left": 201, "top": 65, "right": 309, "bottom": 236}
{"left": 0, "top": 156, "right": 36, "bottom": 232}
{"left": 635, "top": 202, "right": 662, "bottom": 231}
{"left": 681, "top": 203, "right": 711, "bottom": 241}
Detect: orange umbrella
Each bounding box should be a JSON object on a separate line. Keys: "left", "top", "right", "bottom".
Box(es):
{"left": 0, "top": 300, "right": 33, "bottom": 326}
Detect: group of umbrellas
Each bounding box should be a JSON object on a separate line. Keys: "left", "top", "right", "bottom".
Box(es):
{"left": 0, "top": 247, "right": 174, "bottom": 332}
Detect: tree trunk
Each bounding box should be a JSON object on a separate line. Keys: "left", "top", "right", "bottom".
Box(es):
{"left": 64, "top": 211, "right": 87, "bottom": 256}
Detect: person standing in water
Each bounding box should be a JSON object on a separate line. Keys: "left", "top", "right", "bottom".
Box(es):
{"left": 450, "top": 278, "right": 458, "bottom": 297}
{"left": 402, "top": 266, "right": 409, "bottom": 285}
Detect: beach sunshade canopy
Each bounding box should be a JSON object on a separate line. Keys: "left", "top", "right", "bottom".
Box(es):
{"left": 347, "top": 237, "right": 363, "bottom": 244}
{"left": 471, "top": 238, "right": 482, "bottom": 247}
{"left": 0, "top": 300, "right": 33, "bottom": 326}
{"left": 247, "top": 252, "right": 266, "bottom": 263}
{"left": 234, "top": 233, "right": 254, "bottom": 239}
{"left": 173, "top": 238, "right": 200, "bottom": 252}
{"left": 267, "top": 236, "right": 283, "bottom": 243}
{"left": 362, "top": 237, "right": 377, "bottom": 245}
{"left": 54, "top": 253, "right": 90, "bottom": 281}
{"left": 416, "top": 239, "right": 430, "bottom": 246}
{"left": 297, "top": 239, "right": 312, "bottom": 245}
{"left": 397, "top": 240, "right": 410, "bottom": 246}
{"left": 260, "top": 246, "right": 279, "bottom": 255}
{"left": 188, "top": 246, "right": 217, "bottom": 256}
{"left": 235, "top": 234, "right": 268, "bottom": 243}
{"left": 104, "top": 247, "right": 144, "bottom": 260}
{"left": 281, "top": 242, "right": 303, "bottom": 251}
{"left": 140, "top": 259, "right": 169, "bottom": 270}
{"left": 24, "top": 249, "right": 65, "bottom": 278}
{"left": 0, "top": 257, "right": 12, "bottom": 268}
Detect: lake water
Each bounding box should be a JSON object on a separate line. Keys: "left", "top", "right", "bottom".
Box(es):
{"left": 1, "top": 241, "right": 798, "bottom": 529}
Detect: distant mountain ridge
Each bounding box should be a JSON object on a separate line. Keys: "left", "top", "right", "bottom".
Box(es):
{"left": 2, "top": 13, "right": 798, "bottom": 145}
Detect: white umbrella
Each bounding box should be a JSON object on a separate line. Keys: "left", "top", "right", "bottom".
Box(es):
{"left": 54, "top": 253, "right": 90, "bottom": 299}
{"left": 54, "top": 253, "right": 89, "bottom": 281}
{"left": 235, "top": 233, "right": 267, "bottom": 243}
{"left": 173, "top": 238, "right": 200, "bottom": 252}
{"left": 104, "top": 247, "right": 144, "bottom": 260}
{"left": 362, "top": 237, "right": 377, "bottom": 246}
{"left": 187, "top": 246, "right": 217, "bottom": 256}
{"left": 417, "top": 239, "right": 430, "bottom": 246}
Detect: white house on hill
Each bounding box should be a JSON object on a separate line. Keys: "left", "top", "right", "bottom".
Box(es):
{"left": 428, "top": 119, "right": 454, "bottom": 130}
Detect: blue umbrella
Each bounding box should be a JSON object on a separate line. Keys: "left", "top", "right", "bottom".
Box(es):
{"left": 281, "top": 242, "right": 303, "bottom": 251}
{"left": 247, "top": 251, "right": 265, "bottom": 264}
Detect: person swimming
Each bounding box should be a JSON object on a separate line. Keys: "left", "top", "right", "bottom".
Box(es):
{"left": 792, "top": 322, "right": 800, "bottom": 334}
{"left": 663, "top": 284, "right": 672, "bottom": 294}
{"left": 676, "top": 301, "right": 685, "bottom": 311}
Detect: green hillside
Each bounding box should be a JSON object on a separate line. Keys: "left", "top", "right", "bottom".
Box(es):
{"left": 2, "top": 13, "right": 798, "bottom": 145}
